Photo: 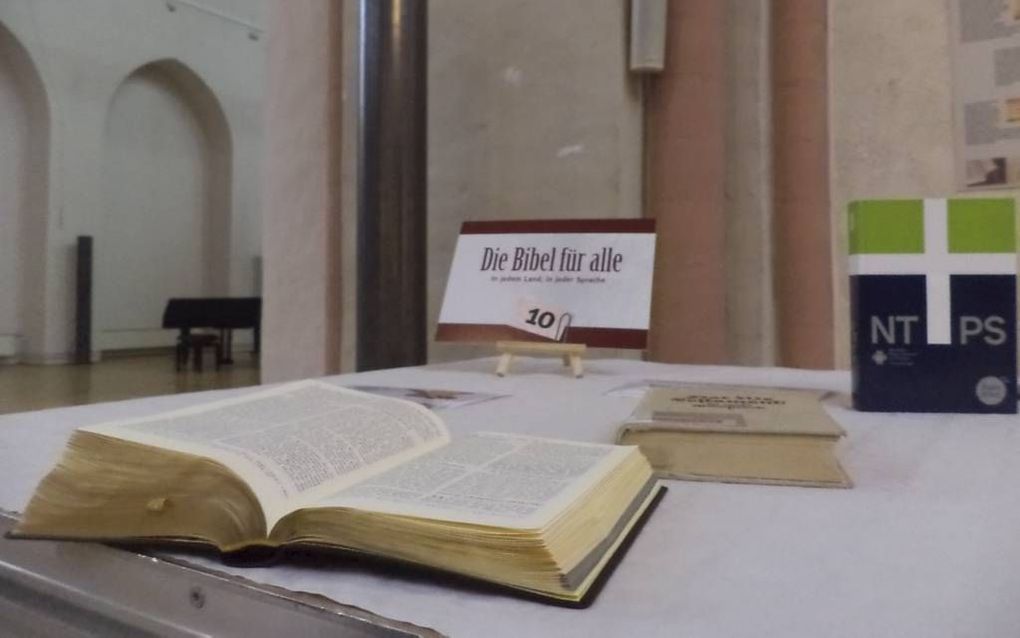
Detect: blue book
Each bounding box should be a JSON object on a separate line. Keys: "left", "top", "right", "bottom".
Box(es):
{"left": 849, "top": 198, "right": 1017, "bottom": 413}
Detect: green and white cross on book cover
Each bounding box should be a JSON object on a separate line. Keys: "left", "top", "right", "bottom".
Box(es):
{"left": 849, "top": 198, "right": 1017, "bottom": 413}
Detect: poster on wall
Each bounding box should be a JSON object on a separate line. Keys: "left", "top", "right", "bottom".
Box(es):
{"left": 952, "top": 0, "right": 1020, "bottom": 189}
{"left": 435, "top": 219, "right": 656, "bottom": 349}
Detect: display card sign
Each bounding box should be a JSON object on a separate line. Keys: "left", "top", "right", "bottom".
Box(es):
{"left": 849, "top": 198, "right": 1018, "bottom": 413}
{"left": 436, "top": 219, "right": 656, "bottom": 349}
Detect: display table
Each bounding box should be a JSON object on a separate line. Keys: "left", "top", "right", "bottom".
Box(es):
{"left": 2, "top": 357, "right": 1019, "bottom": 637}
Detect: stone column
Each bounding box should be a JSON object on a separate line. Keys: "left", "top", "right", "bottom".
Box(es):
{"left": 645, "top": 0, "right": 728, "bottom": 363}
{"left": 772, "top": 0, "right": 834, "bottom": 368}
{"left": 261, "top": 0, "right": 344, "bottom": 382}
{"left": 726, "top": 0, "right": 774, "bottom": 366}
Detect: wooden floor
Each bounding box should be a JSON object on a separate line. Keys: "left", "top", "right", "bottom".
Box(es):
{"left": 0, "top": 352, "right": 261, "bottom": 416}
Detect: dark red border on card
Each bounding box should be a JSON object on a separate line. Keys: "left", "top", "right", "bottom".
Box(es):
{"left": 460, "top": 219, "right": 655, "bottom": 235}
{"left": 435, "top": 323, "right": 648, "bottom": 350}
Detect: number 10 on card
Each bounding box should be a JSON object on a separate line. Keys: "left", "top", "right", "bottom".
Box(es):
{"left": 514, "top": 297, "right": 570, "bottom": 341}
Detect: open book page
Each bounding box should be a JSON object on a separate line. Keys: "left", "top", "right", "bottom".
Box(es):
{"left": 83, "top": 381, "right": 450, "bottom": 529}
{"left": 314, "top": 432, "right": 632, "bottom": 529}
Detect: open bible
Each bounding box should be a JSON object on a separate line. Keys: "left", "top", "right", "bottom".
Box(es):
{"left": 11, "top": 381, "right": 663, "bottom": 605}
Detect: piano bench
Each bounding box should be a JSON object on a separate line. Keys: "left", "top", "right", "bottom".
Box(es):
{"left": 175, "top": 333, "right": 223, "bottom": 372}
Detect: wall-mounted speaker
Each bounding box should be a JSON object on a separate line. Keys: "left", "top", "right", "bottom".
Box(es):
{"left": 630, "top": 0, "right": 668, "bottom": 73}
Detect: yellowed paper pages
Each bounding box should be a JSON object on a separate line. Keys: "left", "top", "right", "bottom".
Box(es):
{"left": 319, "top": 432, "right": 634, "bottom": 529}
{"left": 84, "top": 381, "right": 450, "bottom": 528}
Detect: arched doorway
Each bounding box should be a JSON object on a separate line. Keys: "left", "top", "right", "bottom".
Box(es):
{"left": 98, "top": 59, "right": 232, "bottom": 348}
{"left": 0, "top": 22, "right": 49, "bottom": 358}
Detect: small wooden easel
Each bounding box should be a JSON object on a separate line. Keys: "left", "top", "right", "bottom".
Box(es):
{"left": 494, "top": 340, "right": 587, "bottom": 378}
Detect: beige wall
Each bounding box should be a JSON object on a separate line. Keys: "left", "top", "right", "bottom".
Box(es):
{"left": 425, "top": 0, "right": 644, "bottom": 363}
{"left": 99, "top": 63, "right": 233, "bottom": 341}
{"left": 829, "top": 0, "right": 984, "bottom": 368}
{"left": 0, "top": 24, "right": 47, "bottom": 359}
{"left": 0, "top": 0, "right": 266, "bottom": 362}
{"left": 278, "top": 1, "right": 997, "bottom": 376}
{"left": 352, "top": 0, "right": 779, "bottom": 369}
{"left": 334, "top": 0, "right": 645, "bottom": 370}
{"left": 190, "top": 0, "right": 265, "bottom": 26}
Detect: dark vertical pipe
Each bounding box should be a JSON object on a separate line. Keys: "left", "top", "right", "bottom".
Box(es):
{"left": 357, "top": 0, "right": 428, "bottom": 371}
{"left": 75, "top": 236, "right": 93, "bottom": 364}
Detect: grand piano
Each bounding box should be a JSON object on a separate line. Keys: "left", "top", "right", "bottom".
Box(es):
{"left": 162, "top": 297, "right": 261, "bottom": 368}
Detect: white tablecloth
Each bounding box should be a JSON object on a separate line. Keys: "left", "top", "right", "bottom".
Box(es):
{"left": 2, "top": 357, "right": 1019, "bottom": 637}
